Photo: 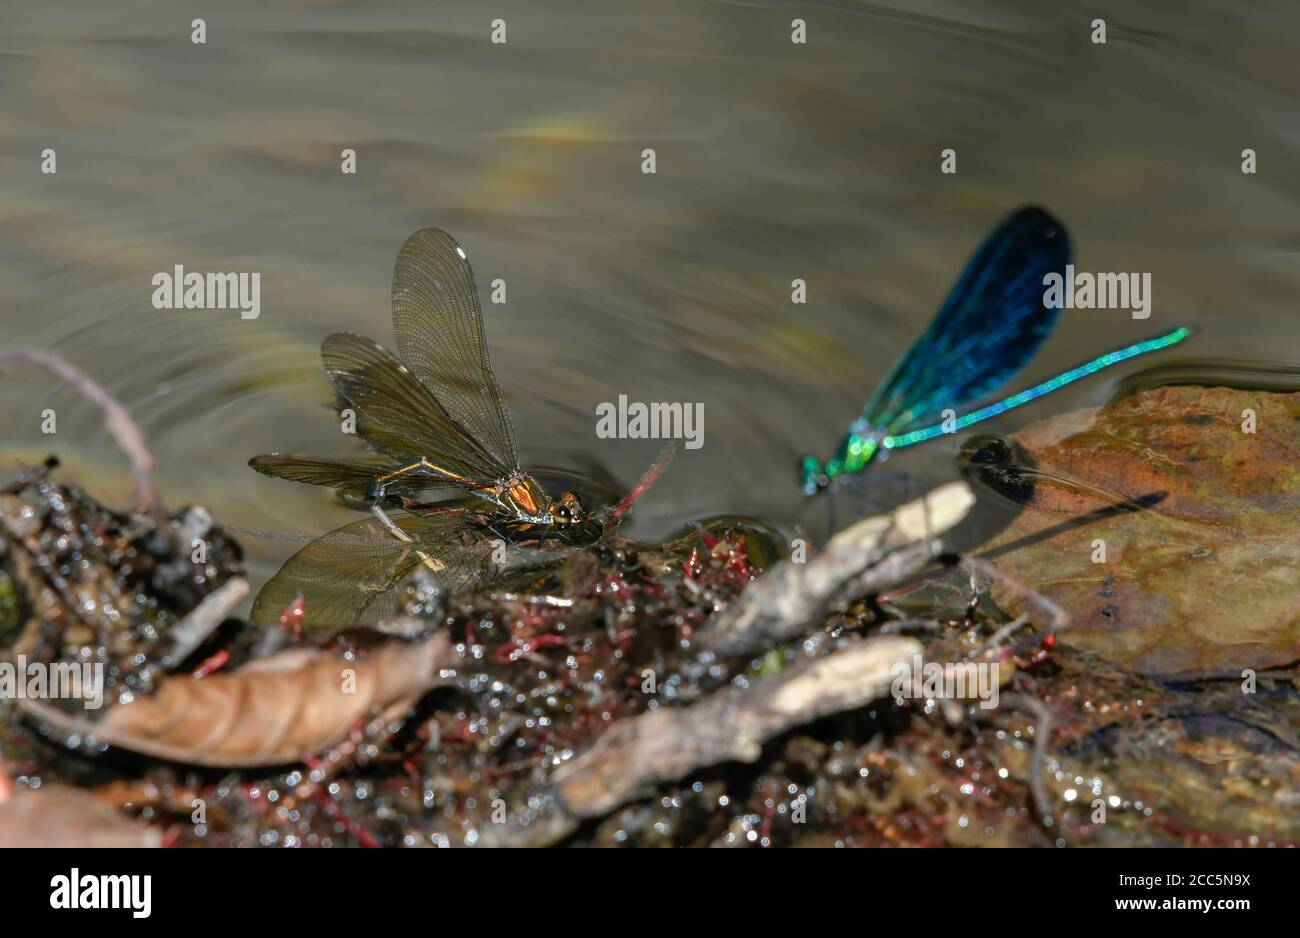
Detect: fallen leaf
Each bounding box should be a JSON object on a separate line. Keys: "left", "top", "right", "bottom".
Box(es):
{"left": 22, "top": 634, "right": 453, "bottom": 766}
{"left": 0, "top": 785, "right": 161, "bottom": 848}
{"left": 976, "top": 386, "right": 1300, "bottom": 679}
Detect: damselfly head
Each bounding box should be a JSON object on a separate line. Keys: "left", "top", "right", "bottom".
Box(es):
{"left": 802, "top": 455, "right": 837, "bottom": 495}
{"left": 548, "top": 491, "right": 585, "bottom": 524}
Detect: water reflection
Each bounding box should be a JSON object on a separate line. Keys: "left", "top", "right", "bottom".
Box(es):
{"left": 0, "top": 2, "right": 1296, "bottom": 593}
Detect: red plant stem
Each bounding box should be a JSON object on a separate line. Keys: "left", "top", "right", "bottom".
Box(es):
{"left": 278, "top": 595, "right": 306, "bottom": 641}
{"left": 493, "top": 633, "right": 568, "bottom": 663}
{"left": 192, "top": 649, "right": 230, "bottom": 678}
{"left": 609, "top": 444, "right": 674, "bottom": 520}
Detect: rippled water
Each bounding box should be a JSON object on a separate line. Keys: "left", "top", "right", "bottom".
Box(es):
{"left": 1, "top": 1, "right": 1296, "bottom": 586}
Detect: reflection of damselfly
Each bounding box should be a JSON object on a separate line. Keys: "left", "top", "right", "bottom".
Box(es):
{"left": 249, "top": 228, "right": 668, "bottom": 628}
{"left": 802, "top": 207, "right": 1195, "bottom": 495}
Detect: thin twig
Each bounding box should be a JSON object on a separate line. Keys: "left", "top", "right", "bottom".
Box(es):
{"left": 483, "top": 591, "right": 575, "bottom": 608}
{"left": 969, "top": 614, "right": 1030, "bottom": 659}
{"left": 1001, "top": 692, "right": 1055, "bottom": 827}
{"left": 962, "top": 554, "right": 1070, "bottom": 638}
{"left": 0, "top": 347, "right": 168, "bottom": 526}
{"left": 877, "top": 618, "right": 946, "bottom": 635}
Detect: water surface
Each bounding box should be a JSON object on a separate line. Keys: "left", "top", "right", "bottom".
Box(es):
{"left": 1, "top": 1, "right": 1295, "bottom": 585}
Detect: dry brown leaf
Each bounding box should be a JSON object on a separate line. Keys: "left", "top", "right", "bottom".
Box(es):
{"left": 22, "top": 634, "right": 453, "bottom": 767}
{"left": 0, "top": 785, "right": 161, "bottom": 848}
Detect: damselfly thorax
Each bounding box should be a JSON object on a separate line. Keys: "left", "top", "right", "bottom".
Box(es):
{"left": 367, "top": 458, "right": 577, "bottom": 526}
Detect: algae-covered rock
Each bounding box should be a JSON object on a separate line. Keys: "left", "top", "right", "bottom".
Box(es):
{"left": 976, "top": 386, "right": 1300, "bottom": 679}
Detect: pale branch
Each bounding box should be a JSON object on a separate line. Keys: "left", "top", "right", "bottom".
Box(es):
{"left": 157, "top": 576, "right": 251, "bottom": 670}
{"left": 700, "top": 481, "right": 974, "bottom": 656}
{"left": 552, "top": 635, "right": 921, "bottom": 818}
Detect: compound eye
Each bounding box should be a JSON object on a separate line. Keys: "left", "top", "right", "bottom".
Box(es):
{"left": 555, "top": 506, "right": 572, "bottom": 522}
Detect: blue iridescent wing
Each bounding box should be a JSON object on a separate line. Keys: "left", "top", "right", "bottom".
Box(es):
{"left": 862, "top": 206, "right": 1071, "bottom": 435}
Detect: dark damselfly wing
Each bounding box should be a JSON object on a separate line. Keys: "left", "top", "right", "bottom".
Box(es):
{"left": 247, "top": 454, "right": 451, "bottom": 496}
{"left": 250, "top": 333, "right": 513, "bottom": 494}
{"left": 320, "top": 332, "right": 514, "bottom": 482}
{"left": 249, "top": 510, "right": 498, "bottom": 629}
{"left": 249, "top": 333, "right": 512, "bottom": 494}
{"left": 391, "top": 228, "right": 520, "bottom": 471}
{"left": 250, "top": 228, "right": 527, "bottom": 496}
{"left": 862, "top": 206, "right": 1072, "bottom": 436}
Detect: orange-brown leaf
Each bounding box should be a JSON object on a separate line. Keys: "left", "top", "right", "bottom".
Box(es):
{"left": 24, "top": 634, "right": 453, "bottom": 767}
{"left": 0, "top": 785, "right": 161, "bottom": 848}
